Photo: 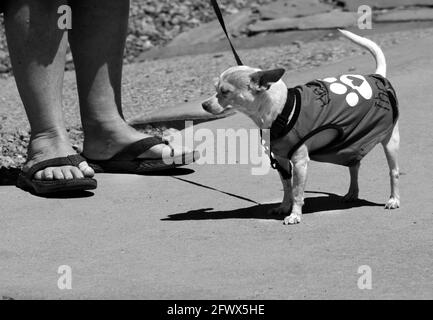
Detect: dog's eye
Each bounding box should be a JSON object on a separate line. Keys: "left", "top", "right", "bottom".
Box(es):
{"left": 220, "top": 88, "right": 231, "bottom": 96}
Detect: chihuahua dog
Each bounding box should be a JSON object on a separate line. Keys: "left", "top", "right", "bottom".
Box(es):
{"left": 202, "top": 30, "right": 400, "bottom": 225}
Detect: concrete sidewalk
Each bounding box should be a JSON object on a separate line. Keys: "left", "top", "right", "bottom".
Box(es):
{"left": 1, "top": 35, "right": 432, "bottom": 300}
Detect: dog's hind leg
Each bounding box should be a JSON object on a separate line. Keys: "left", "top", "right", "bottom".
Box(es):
{"left": 343, "top": 162, "right": 360, "bottom": 202}
{"left": 382, "top": 122, "right": 400, "bottom": 209}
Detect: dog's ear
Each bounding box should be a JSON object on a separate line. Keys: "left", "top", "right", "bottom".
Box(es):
{"left": 250, "top": 68, "right": 285, "bottom": 92}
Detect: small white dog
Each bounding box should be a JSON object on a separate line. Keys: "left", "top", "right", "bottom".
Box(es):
{"left": 202, "top": 30, "right": 400, "bottom": 225}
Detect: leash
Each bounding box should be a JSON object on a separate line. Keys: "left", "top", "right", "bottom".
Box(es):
{"left": 173, "top": 177, "right": 261, "bottom": 205}
{"left": 210, "top": 0, "right": 295, "bottom": 179}
{"left": 210, "top": 0, "right": 244, "bottom": 66}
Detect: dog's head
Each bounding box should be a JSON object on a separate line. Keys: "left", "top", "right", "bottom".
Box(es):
{"left": 202, "top": 66, "right": 286, "bottom": 117}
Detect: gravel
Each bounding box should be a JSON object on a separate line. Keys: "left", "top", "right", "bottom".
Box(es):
{"left": 2, "top": 26, "right": 433, "bottom": 168}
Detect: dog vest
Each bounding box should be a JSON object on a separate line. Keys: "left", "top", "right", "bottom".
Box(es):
{"left": 270, "top": 74, "right": 399, "bottom": 175}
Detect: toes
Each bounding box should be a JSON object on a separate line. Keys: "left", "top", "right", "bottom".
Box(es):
{"left": 33, "top": 163, "right": 92, "bottom": 181}
{"left": 61, "top": 167, "right": 74, "bottom": 180}
{"left": 385, "top": 198, "right": 400, "bottom": 210}
{"left": 163, "top": 144, "right": 175, "bottom": 158}
{"left": 385, "top": 204, "right": 396, "bottom": 210}
{"left": 283, "top": 214, "right": 302, "bottom": 225}
{"left": 42, "top": 168, "right": 54, "bottom": 181}
{"left": 42, "top": 167, "right": 64, "bottom": 180}
{"left": 34, "top": 170, "right": 43, "bottom": 180}
{"left": 71, "top": 167, "right": 84, "bottom": 179}
{"left": 162, "top": 144, "right": 187, "bottom": 158}
{"left": 52, "top": 168, "right": 65, "bottom": 180}
{"left": 79, "top": 161, "right": 95, "bottom": 178}
{"left": 146, "top": 143, "right": 192, "bottom": 159}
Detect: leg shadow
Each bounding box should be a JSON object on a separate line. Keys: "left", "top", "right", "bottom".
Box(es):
{"left": 302, "top": 191, "right": 384, "bottom": 214}
{"left": 162, "top": 191, "right": 384, "bottom": 221}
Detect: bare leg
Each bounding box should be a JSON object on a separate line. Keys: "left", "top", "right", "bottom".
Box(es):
{"left": 284, "top": 145, "right": 309, "bottom": 225}
{"left": 343, "top": 162, "right": 360, "bottom": 201}
{"left": 4, "top": 0, "right": 93, "bottom": 180}
{"left": 382, "top": 122, "right": 400, "bottom": 209}
{"left": 69, "top": 0, "right": 189, "bottom": 161}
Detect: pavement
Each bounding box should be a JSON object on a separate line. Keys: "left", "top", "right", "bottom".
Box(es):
{"left": 1, "top": 34, "right": 433, "bottom": 300}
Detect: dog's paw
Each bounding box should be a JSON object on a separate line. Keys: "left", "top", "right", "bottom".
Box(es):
{"left": 385, "top": 197, "right": 400, "bottom": 210}
{"left": 268, "top": 205, "right": 292, "bottom": 216}
{"left": 342, "top": 190, "right": 359, "bottom": 202}
{"left": 283, "top": 213, "right": 302, "bottom": 225}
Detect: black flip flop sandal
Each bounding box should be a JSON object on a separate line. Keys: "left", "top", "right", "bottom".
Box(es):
{"left": 16, "top": 154, "right": 97, "bottom": 195}
{"left": 83, "top": 136, "right": 199, "bottom": 174}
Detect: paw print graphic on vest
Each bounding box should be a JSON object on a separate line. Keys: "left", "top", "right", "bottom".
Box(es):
{"left": 322, "top": 75, "right": 373, "bottom": 107}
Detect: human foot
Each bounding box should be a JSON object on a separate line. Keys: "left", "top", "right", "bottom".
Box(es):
{"left": 24, "top": 131, "right": 95, "bottom": 181}
{"left": 82, "top": 120, "right": 193, "bottom": 161}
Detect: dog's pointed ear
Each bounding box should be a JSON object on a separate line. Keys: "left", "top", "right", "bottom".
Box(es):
{"left": 250, "top": 68, "right": 285, "bottom": 92}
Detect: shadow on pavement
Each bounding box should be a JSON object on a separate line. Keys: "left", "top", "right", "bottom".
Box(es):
{"left": 0, "top": 167, "right": 20, "bottom": 186}
{"left": 141, "top": 168, "right": 195, "bottom": 176}
{"left": 162, "top": 191, "right": 383, "bottom": 221}
{"left": 36, "top": 190, "right": 95, "bottom": 199}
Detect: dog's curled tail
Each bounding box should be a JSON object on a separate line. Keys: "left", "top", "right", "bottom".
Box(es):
{"left": 338, "top": 29, "right": 387, "bottom": 77}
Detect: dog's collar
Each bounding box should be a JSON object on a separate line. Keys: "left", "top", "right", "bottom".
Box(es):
{"left": 270, "top": 88, "right": 301, "bottom": 141}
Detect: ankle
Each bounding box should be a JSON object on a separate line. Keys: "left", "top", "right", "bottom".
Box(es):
{"left": 82, "top": 116, "right": 129, "bottom": 136}
{"left": 82, "top": 120, "right": 147, "bottom": 160}
{"left": 25, "top": 130, "right": 75, "bottom": 168}
{"left": 30, "top": 126, "right": 69, "bottom": 142}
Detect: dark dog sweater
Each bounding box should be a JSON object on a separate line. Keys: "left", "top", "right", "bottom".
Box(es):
{"left": 271, "top": 74, "right": 399, "bottom": 168}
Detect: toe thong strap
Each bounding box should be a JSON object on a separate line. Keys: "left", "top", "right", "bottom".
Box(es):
{"left": 111, "top": 136, "right": 171, "bottom": 161}
{"left": 25, "top": 154, "right": 87, "bottom": 179}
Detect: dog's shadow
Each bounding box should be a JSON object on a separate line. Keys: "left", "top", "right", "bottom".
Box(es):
{"left": 162, "top": 191, "right": 384, "bottom": 221}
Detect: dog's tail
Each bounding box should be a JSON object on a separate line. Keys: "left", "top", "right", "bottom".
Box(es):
{"left": 338, "top": 29, "right": 387, "bottom": 77}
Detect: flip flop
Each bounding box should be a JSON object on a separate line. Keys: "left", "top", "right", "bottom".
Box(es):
{"left": 83, "top": 136, "right": 199, "bottom": 174}
{"left": 16, "top": 154, "right": 97, "bottom": 195}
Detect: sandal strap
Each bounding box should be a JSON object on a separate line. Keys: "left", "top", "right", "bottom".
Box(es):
{"left": 25, "top": 154, "right": 86, "bottom": 179}
{"left": 111, "top": 137, "right": 170, "bottom": 161}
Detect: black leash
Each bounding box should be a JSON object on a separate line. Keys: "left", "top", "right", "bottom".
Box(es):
{"left": 210, "top": 0, "right": 244, "bottom": 66}
{"left": 173, "top": 177, "right": 261, "bottom": 205}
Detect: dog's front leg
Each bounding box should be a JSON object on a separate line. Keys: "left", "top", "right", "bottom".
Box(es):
{"left": 284, "top": 145, "right": 309, "bottom": 225}
{"left": 268, "top": 155, "right": 293, "bottom": 216}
